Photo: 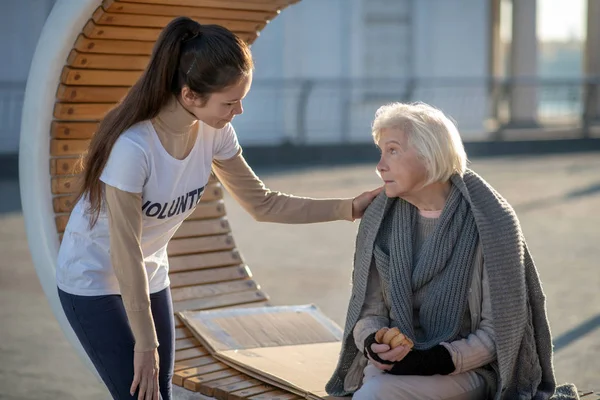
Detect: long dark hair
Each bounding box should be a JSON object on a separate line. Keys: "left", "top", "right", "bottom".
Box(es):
{"left": 77, "top": 17, "right": 253, "bottom": 227}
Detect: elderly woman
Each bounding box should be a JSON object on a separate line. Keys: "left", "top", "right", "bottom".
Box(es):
{"left": 325, "top": 102, "right": 570, "bottom": 399}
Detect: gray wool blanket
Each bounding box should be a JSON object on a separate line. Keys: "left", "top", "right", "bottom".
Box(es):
{"left": 326, "top": 169, "right": 578, "bottom": 399}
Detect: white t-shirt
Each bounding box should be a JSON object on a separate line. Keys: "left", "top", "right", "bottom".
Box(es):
{"left": 56, "top": 120, "right": 240, "bottom": 296}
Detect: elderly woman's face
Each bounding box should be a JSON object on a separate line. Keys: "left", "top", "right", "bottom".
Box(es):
{"left": 376, "top": 127, "right": 428, "bottom": 198}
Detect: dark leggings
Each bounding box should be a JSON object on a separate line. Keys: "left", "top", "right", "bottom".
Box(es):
{"left": 58, "top": 287, "right": 175, "bottom": 400}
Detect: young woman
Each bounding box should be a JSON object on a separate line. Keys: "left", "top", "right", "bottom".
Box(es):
{"left": 325, "top": 102, "right": 569, "bottom": 399}
{"left": 56, "top": 17, "right": 380, "bottom": 400}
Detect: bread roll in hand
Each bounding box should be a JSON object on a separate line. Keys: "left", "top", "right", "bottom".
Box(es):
{"left": 374, "top": 327, "right": 414, "bottom": 350}
{"left": 382, "top": 327, "right": 401, "bottom": 345}
{"left": 389, "top": 332, "right": 414, "bottom": 349}
{"left": 375, "top": 327, "right": 389, "bottom": 343}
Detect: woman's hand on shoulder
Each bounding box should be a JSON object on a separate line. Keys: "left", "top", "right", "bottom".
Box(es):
{"left": 352, "top": 186, "right": 384, "bottom": 219}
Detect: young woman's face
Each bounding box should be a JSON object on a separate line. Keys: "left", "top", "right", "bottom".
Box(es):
{"left": 375, "top": 127, "right": 428, "bottom": 198}
{"left": 182, "top": 71, "right": 253, "bottom": 129}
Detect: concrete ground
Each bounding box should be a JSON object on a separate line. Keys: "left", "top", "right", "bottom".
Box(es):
{"left": 0, "top": 152, "right": 598, "bottom": 399}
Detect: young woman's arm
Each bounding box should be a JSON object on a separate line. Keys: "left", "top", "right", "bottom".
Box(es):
{"left": 105, "top": 185, "right": 158, "bottom": 352}
{"left": 212, "top": 150, "right": 377, "bottom": 223}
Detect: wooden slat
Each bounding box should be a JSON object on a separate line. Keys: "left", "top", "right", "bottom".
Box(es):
{"left": 183, "top": 369, "right": 244, "bottom": 393}
{"left": 53, "top": 103, "right": 113, "bottom": 121}
{"left": 248, "top": 392, "right": 300, "bottom": 400}
{"left": 61, "top": 67, "right": 139, "bottom": 86}
{"left": 53, "top": 195, "right": 78, "bottom": 213}
{"left": 217, "top": 300, "right": 271, "bottom": 310}
{"left": 75, "top": 35, "right": 155, "bottom": 55}
{"left": 169, "top": 265, "right": 250, "bottom": 288}
{"left": 174, "top": 356, "right": 215, "bottom": 372}
{"left": 169, "top": 250, "right": 242, "bottom": 272}
{"left": 113, "top": 0, "right": 290, "bottom": 12}
{"left": 50, "top": 158, "right": 81, "bottom": 176}
{"left": 75, "top": 32, "right": 257, "bottom": 54}
{"left": 173, "top": 219, "right": 230, "bottom": 239}
{"left": 171, "top": 279, "right": 257, "bottom": 302}
{"left": 56, "top": 215, "right": 70, "bottom": 233}
{"left": 104, "top": 0, "right": 278, "bottom": 22}
{"left": 52, "top": 121, "right": 99, "bottom": 139}
{"left": 168, "top": 234, "right": 234, "bottom": 256}
{"left": 57, "top": 84, "right": 130, "bottom": 102}
{"left": 193, "top": 375, "right": 246, "bottom": 397}
{"left": 175, "top": 315, "right": 184, "bottom": 328}
{"left": 173, "top": 362, "right": 229, "bottom": 387}
{"left": 94, "top": 10, "right": 266, "bottom": 32}
{"left": 67, "top": 49, "right": 149, "bottom": 70}
{"left": 84, "top": 20, "right": 162, "bottom": 41}
{"left": 51, "top": 139, "right": 90, "bottom": 156}
{"left": 213, "top": 379, "right": 262, "bottom": 400}
{"left": 237, "top": 0, "right": 298, "bottom": 3}
{"left": 175, "top": 337, "right": 201, "bottom": 351}
{"left": 230, "top": 385, "right": 276, "bottom": 400}
{"left": 52, "top": 176, "right": 81, "bottom": 195}
{"left": 199, "top": 184, "right": 223, "bottom": 202}
{"left": 175, "top": 347, "right": 208, "bottom": 361}
{"left": 175, "top": 327, "right": 192, "bottom": 340}
{"left": 186, "top": 201, "right": 226, "bottom": 220}
{"left": 172, "top": 289, "right": 268, "bottom": 313}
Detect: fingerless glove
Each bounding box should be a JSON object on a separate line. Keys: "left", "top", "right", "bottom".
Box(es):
{"left": 387, "top": 345, "right": 455, "bottom": 376}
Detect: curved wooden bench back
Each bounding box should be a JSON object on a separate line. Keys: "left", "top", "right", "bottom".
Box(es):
{"left": 49, "top": 1, "right": 300, "bottom": 397}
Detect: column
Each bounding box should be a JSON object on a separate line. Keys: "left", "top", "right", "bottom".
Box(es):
{"left": 489, "top": 0, "right": 503, "bottom": 125}
{"left": 584, "top": 0, "right": 600, "bottom": 124}
{"left": 508, "top": 0, "right": 538, "bottom": 127}
{"left": 489, "top": 0, "right": 503, "bottom": 77}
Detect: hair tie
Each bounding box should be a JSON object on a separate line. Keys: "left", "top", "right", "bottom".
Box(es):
{"left": 182, "top": 26, "right": 201, "bottom": 43}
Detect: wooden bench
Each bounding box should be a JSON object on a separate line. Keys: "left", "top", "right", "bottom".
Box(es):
{"left": 19, "top": 0, "right": 597, "bottom": 398}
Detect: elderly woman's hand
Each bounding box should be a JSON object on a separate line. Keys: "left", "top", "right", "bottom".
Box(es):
{"left": 364, "top": 332, "right": 411, "bottom": 371}
{"left": 367, "top": 343, "right": 412, "bottom": 371}
{"left": 352, "top": 186, "right": 384, "bottom": 219}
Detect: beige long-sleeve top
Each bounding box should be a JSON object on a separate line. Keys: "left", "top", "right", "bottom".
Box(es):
{"left": 105, "top": 98, "right": 354, "bottom": 351}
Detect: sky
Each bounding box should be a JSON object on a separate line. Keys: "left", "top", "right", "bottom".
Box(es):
{"left": 538, "top": 0, "right": 586, "bottom": 40}
{"left": 501, "top": 0, "right": 587, "bottom": 41}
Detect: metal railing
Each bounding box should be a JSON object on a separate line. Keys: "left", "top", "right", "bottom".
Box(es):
{"left": 1, "top": 77, "right": 598, "bottom": 153}
{"left": 234, "top": 78, "right": 494, "bottom": 145}
{"left": 233, "top": 77, "right": 600, "bottom": 145}
{"left": 491, "top": 77, "right": 600, "bottom": 136}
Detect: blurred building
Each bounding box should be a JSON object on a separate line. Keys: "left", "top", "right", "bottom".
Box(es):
{"left": 0, "top": 0, "right": 598, "bottom": 155}
{"left": 1, "top": 0, "right": 56, "bottom": 155}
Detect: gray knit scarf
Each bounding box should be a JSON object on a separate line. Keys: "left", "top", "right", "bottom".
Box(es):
{"left": 326, "top": 169, "right": 574, "bottom": 400}
{"left": 374, "top": 185, "right": 479, "bottom": 349}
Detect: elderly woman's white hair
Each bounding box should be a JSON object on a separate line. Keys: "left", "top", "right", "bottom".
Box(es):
{"left": 372, "top": 102, "right": 467, "bottom": 185}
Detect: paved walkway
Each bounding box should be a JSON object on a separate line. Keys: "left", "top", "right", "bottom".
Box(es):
{"left": 0, "top": 152, "right": 598, "bottom": 399}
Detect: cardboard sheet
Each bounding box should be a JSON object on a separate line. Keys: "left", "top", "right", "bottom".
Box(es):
{"left": 178, "top": 304, "right": 342, "bottom": 353}
{"left": 216, "top": 342, "right": 342, "bottom": 399}
{"left": 177, "top": 305, "right": 345, "bottom": 399}
{"left": 216, "top": 342, "right": 341, "bottom": 397}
